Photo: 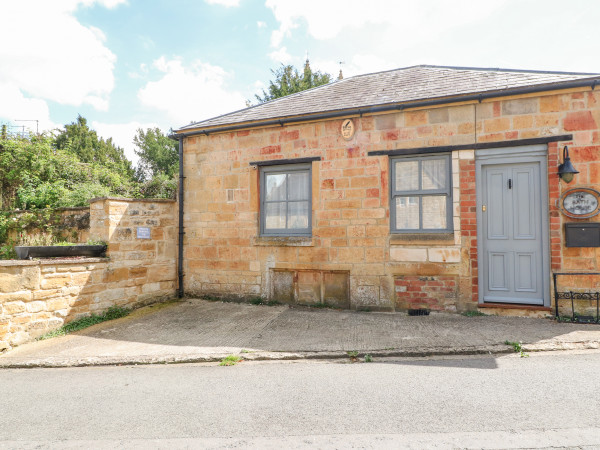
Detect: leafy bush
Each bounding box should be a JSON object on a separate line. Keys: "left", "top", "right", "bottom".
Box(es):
{"left": 135, "top": 173, "right": 177, "bottom": 199}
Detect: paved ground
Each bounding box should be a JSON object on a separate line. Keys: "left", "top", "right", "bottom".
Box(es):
{"left": 1, "top": 298, "right": 600, "bottom": 367}
{"left": 3, "top": 351, "right": 600, "bottom": 448}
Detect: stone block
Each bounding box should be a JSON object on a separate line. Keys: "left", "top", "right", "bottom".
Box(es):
{"left": 41, "top": 275, "right": 71, "bottom": 290}
{"left": 0, "top": 266, "right": 40, "bottom": 293}
{"left": 26, "top": 301, "right": 47, "bottom": 313}
{"left": 390, "top": 248, "right": 427, "bottom": 262}
{"left": 374, "top": 114, "right": 397, "bottom": 130}
{"left": 0, "top": 291, "right": 33, "bottom": 303}
{"left": 428, "top": 248, "right": 461, "bottom": 263}
{"left": 502, "top": 98, "right": 538, "bottom": 115}
{"left": 428, "top": 108, "right": 449, "bottom": 123}
{"left": 46, "top": 298, "right": 69, "bottom": 311}
{"left": 3, "top": 302, "right": 26, "bottom": 314}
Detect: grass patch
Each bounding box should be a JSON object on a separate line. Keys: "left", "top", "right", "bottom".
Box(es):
{"left": 200, "top": 294, "right": 220, "bottom": 302}
{"left": 462, "top": 310, "right": 488, "bottom": 317}
{"left": 219, "top": 355, "right": 242, "bottom": 366}
{"left": 38, "top": 306, "right": 130, "bottom": 340}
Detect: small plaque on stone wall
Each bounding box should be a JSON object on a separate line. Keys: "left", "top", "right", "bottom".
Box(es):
{"left": 341, "top": 118, "right": 355, "bottom": 140}
{"left": 137, "top": 227, "right": 151, "bottom": 239}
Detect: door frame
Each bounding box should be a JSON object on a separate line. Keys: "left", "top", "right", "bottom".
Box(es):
{"left": 475, "top": 144, "right": 550, "bottom": 307}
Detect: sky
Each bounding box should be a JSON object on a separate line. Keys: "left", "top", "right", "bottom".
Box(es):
{"left": 2, "top": 0, "right": 599, "bottom": 166}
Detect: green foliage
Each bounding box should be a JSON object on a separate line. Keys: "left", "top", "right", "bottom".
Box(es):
{"left": 135, "top": 173, "right": 177, "bottom": 200}
{"left": 462, "top": 310, "right": 488, "bottom": 317}
{"left": 134, "top": 127, "right": 179, "bottom": 181}
{"left": 219, "top": 355, "right": 242, "bottom": 366}
{"left": 254, "top": 60, "right": 332, "bottom": 103}
{"left": 505, "top": 340, "right": 529, "bottom": 358}
{"left": 364, "top": 354, "right": 373, "bottom": 363}
{"left": 55, "top": 115, "right": 133, "bottom": 178}
{"left": 0, "top": 129, "right": 136, "bottom": 210}
{"left": 38, "top": 306, "right": 130, "bottom": 340}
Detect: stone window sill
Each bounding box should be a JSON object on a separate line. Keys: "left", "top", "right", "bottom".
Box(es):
{"left": 253, "top": 236, "right": 314, "bottom": 247}
{"left": 389, "top": 233, "right": 455, "bottom": 247}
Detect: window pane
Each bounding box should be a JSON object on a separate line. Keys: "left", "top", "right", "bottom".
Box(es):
{"left": 288, "top": 201, "right": 309, "bottom": 229}
{"left": 288, "top": 172, "right": 309, "bottom": 200}
{"left": 395, "top": 196, "right": 419, "bottom": 229}
{"left": 395, "top": 161, "right": 419, "bottom": 192}
{"left": 265, "top": 174, "right": 286, "bottom": 201}
{"left": 422, "top": 158, "right": 447, "bottom": 190}
{"left": 422, "top": 196, "right": 447, "bottom": 229}
{"left": 265, "top": 202, "right": 286, "bottom": 229}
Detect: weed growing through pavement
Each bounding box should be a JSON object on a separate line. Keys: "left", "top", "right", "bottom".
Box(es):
{"left": 364, "top": 354, "right": 373, "bottom": 363}
{"left": 38, "top": 306, "right": 130, "bottom": 340}
{"left": 219, "top": 355, "right": 242, "bottom": 366}
{"left": 347, "top": 350, "right": 359, "bottom": 362}
{"left": 505, "top": 340, "right": 529, "bottom": 358}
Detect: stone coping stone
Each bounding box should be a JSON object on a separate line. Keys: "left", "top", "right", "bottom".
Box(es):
{"left": 88, "top": 197, "right": 176, "bottom": 204}
{"left": 0, "top": 257, "right": 108, "bottom": 267}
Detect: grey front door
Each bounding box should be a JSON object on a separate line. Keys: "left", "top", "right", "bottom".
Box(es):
{"left": 480, "top": 161, "right": 545, "bottom": 305}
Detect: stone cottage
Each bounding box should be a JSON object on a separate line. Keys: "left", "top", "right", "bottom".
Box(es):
{"left": 172, "top": 65, "right": 600, "bottom": 316}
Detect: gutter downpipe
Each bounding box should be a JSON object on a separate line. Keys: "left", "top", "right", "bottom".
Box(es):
{"left": 171, "top": 78, "right": 600, "bottom": 138}
{"left": 177, "top": 137, "right": 184, "bottom": 298}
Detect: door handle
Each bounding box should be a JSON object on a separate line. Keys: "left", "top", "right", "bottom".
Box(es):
{"left": 508, "top": 179, "right": 512, "bottom": 189}
{"left": 482, "top": 205, "right": 486, "bottom": 212}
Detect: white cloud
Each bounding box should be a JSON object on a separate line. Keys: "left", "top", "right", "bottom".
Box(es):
{"left": 92, "top": 120, "right": 159, "bottom": 165}
{"left": 257, "top": 21, "right": 267, "bottom": 28}
{"left": 205, "top": 0, "right": 240, "bottom": 7}
{"left": 269, "top": 47, "right": 292, "bottom": 64}
{"left": 0, "top": 0, "right": 122, "bottom": 111}
{"left": 0, "top": 83, "right": 59, "bottom": 133}
{"left": 138, "top": 57, "right": 246, "bottom": 128}
{"left": 265, "top": 0, "right": 600, "bottom": 75}
{"left": 266, "top": 0, "right": 503, "bottom": 45}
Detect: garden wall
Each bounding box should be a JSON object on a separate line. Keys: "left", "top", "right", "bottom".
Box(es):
{"left": 5, "top": 207, "right": 91, "bottom": 244}
{"left": 0, "top": 198, "right": 177, "bottom": 350}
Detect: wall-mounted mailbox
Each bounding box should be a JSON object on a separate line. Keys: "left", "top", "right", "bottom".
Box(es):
{"left": 565, "top": 223, "right": 600, "bottom": 247}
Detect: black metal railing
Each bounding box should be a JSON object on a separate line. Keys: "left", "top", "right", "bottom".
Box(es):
{"left": 553, "top": 272, "right": 600, "bottom": 323}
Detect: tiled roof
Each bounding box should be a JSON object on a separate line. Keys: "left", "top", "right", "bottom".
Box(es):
{"left": 178, "top": 65, "right": 600, "bottom": 132}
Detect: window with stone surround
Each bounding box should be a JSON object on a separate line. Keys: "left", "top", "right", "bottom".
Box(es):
{"left": 390, "top": 153, "right": 452, "bottom": 233}
{"left": 260, "top": 163, "right": 312, "bottom": 236}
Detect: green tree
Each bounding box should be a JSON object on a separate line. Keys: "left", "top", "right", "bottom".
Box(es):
{"left": 254, "top": 59, "right": 332, "bottom": 103}
{"left": 133, "top": 127, "right": 179, "bottom": 181}
{"left": 55, "top": 115, "right": 134, "bottom": 179}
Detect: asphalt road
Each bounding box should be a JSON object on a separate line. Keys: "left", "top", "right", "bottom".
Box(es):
{"left": 2, "top": 350, "right": 600, "bottom": 449}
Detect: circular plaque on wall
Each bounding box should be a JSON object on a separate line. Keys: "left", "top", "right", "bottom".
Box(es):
{"left": 341, "top": 119, "right": 355, "bottom": 140}
{"left": 558, "top": 187, "right": 600, "bottom": 219}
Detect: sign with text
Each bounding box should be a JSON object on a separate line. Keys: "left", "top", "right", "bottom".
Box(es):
{"left": 136, "top": 227, "right": 151, "bottom": 239}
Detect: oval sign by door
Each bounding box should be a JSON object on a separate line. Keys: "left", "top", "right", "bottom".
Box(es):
{"left": 558, "top": 187, "right": 600, "bottom": 218}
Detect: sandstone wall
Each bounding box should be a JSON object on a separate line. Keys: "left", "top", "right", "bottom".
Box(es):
{"left": 182, "top": 88, "right": 600, "bottom": 314}
{"left": 0, "top": 198, "right": 177, "bottom": 349}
